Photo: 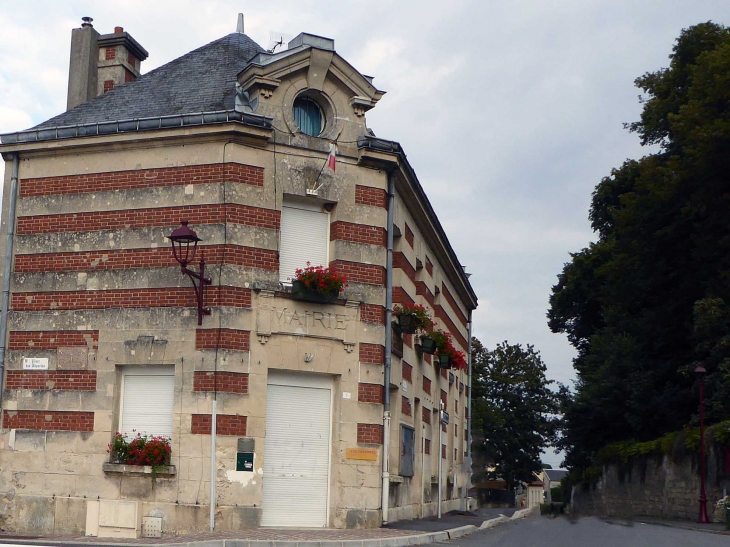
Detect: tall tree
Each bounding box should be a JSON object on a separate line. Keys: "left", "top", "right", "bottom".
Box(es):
{"left": 471, "top": 338, "right": 560, "bottom": 489}
{"left": 549, "top": 22, "right": 730, "bottom": 470}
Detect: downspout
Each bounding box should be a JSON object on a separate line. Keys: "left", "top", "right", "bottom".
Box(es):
{"left": 209, "top": 399, "right": 217, "bottom": 531}
{"left": 464, "top": 312, "right": 473, "bottom": 510}
{"left": 381, "top": 169, "right": 395, "bottom": 524}
{"left": 0, "top": 153, "right": 20, "bottom": 414}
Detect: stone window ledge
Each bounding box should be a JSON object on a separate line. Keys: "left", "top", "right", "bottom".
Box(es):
{"left": 102, "top": 463, "right": 176, "bottom": 476}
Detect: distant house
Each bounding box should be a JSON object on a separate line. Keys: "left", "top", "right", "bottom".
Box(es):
{"left": 541, "top": 469, "right": 568, "bottom": 502}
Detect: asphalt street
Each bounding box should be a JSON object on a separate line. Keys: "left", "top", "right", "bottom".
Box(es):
{"left": 444, "top": 515, "right": 729, "bottom": 547}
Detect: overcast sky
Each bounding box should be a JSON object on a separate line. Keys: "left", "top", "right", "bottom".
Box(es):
{"left": 2, "top": 2, "right": 729, "bottom": 414}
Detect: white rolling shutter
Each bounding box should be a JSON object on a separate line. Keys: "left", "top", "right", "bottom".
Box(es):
{"left": 120, "top": 367, "right": 175, "bottom": 438}
{"left": 261, "top": 383, "right": 331, "bottom": 527}
{"left": 279, "top": 203, "right": 329, "bottom": 282}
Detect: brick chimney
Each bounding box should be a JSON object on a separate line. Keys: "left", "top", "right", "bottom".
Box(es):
{"left": 66, "top": 18, "right": 149, "bottom": 111}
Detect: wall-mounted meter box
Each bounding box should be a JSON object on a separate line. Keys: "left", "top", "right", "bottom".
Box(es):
{"left": 236, "top": 452, "right": 254, "bottom": 471}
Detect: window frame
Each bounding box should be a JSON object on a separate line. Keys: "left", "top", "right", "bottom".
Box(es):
{"left": 279, "top": 200, "right": 331, "bottom": 284}
{"left": 118, "top": 365, "right": 175, "bottom": 439}
{"left": 400, "top": 424, "right": 416, "bottom": 477}
{"left": 293, "top": 96, "right": 324, "bottom": 137}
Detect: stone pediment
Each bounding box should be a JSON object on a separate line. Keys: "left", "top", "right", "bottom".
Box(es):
{"left": 237, "top": 33, "right": 385, "bottom": 129}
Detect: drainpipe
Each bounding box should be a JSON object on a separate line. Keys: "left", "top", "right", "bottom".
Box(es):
{"left": 381, "top": 169, "right": 395, "bottom": 524}
{"left": 209, "top": 399, "right": 217, "bottom": 531}
{"left": 0, "top": 153, "right": 20, "bottom": 414}
{"left": 438, "top": 400, "right": 443, "bottom": 518}
{"left": 464, "top": 312, "right": 473, "bottom": 511}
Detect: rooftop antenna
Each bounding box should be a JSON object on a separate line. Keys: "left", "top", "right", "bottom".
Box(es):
{"left": 236, "top": 13, "right": 244, "bottom": 33}
{"left": 267, "top": 31, "right": 292, "bottom": 53}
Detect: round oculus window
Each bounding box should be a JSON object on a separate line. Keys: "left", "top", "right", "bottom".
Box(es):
{"left": 293, "top": 96, "right": 324, "bottom": 136}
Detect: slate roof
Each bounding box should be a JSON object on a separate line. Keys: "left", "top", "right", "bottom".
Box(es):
{"left": 34, "top": 33, "right": 265, "bottom": 130}
{"left": 543, "top": 469, "right": 568, "bottom": 482}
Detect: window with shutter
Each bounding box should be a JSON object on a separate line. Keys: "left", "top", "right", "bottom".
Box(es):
{"left": 400, "top": 425, "right": 415, "bottom": 477}
{"left": 279, "top": 201, "right": 330, "bottom": 282}
{"left": 119, "top": 366, "right": 175, "bottom": 438}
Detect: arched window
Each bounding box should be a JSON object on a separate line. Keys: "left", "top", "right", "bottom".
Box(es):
{"left": 293, "top": 96, "right": 323, "bottom": 136}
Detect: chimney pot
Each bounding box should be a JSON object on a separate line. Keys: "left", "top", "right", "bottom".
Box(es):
{"left": 114, "top": 26, "right": 124, "bottom": 34}
{"left": 81, "top": 17, "right": 93, "bottom": 28}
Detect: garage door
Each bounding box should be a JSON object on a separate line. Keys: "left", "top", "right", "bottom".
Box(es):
{"left": 261, "top": 376, "right": 332, "bottom": 527}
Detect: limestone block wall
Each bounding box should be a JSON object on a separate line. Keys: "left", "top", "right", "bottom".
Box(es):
{"left": 572, "top": 447, "right": 730, "bottom": 522}
{"left": 0, "top": 109, "right": 475, "bottom": 533}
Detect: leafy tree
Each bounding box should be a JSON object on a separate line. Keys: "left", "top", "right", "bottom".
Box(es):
{"left": 471, "top": 338, "right": 560, "bottom": 490}
{"left": 549, "top": 22, "right": 730, "bottom": 471}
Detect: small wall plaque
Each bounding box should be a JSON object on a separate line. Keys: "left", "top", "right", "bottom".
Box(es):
{"left": 346, "top": 448, "right": 378, "bottom": 461}
{"left": 237, "top": 438, "right": 255, "bottom": 452}
{"left": 23, "top": 358, "right": 48, "bottom": 370}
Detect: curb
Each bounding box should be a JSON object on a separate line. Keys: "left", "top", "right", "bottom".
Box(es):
{"left": 0, "top": 513, "right": 537, "bottom": 547}
{"left": 634, "top": 519, "right": 730, "bottom": 537}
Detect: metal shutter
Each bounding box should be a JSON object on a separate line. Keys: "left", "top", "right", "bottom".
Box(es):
{"left": 261, "top": 383, "right": 331, "bottom": 527}
{"left": 120, "top": 367, "right": 175, "bottom": 438}
{"left": 279, "top": 204, "right": 329, "bottom": 282}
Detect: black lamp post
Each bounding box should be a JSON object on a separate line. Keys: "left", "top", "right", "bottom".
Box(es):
{"left": 168, "top": 221, "right": 212, "bottom": 325}
{"left": 695, "top": 364, "right": 710, "bottom": 524}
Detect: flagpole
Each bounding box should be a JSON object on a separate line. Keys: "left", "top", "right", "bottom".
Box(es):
{"left": 310, "top": 132, "right": 341, "bottom": 193}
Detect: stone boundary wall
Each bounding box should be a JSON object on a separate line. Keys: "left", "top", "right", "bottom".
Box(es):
{"left": 572, "top": 446, "right": 730, "bottom": 522}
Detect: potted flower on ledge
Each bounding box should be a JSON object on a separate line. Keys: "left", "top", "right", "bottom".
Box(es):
{"left": 424, "top": 329, "right": 468, "bottom": 370}
{"left": 292, "top": 262, "right": 348, "bottom": 303}
{"left": 106, "top": 431, "right": 173, "bottom": 481}
{"left": 394, "top": 303, "right": 434, "bottom": 335}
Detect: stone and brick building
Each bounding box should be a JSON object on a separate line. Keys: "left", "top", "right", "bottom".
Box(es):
{"left": 0, "top": 17, "right": 477, "bottom": 536}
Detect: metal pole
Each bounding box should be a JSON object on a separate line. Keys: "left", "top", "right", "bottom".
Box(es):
{"left": 0, "top": 153, "right": 20, "bottom": 415}
{"left": 209, "top": 399, "right": 217, "bottom": 531}
{"left": 438, "top": 401, "right": 443, "bottom": 519}
{"left": 381, "top": 169, "right": 395, "bottom": 524}
{"left": 421, "top": 424, "right": 426, "bottom": 517}
{"left": 697, "top": 368, "right": 709, "bottom": 523}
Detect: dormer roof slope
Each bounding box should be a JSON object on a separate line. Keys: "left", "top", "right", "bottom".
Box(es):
{"left": 33, "top": 33, "right": 265, "bottom": 130}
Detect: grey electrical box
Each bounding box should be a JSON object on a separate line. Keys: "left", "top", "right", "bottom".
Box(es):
{"left": 237, "top": 437, "right": 255, "bottom": 452}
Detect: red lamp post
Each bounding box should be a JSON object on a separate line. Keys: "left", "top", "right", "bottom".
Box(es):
{"left": 695, "top": 364, "right": 710, "bottom": 524}
{"left": 167, "top": 221, "right": 212, "bottom": 325}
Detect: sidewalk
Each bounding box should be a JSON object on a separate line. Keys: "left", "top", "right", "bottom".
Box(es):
{"left": 630, "top": 517, "right": 729, "bottom": 536}
{"left": 0, "top": 508, "right": 528, "bottom": 547}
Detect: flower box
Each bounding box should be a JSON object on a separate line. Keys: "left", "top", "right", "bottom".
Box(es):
{"left": 419, "top": 336, "right": 437, "bottom": 354}
{"left": 291, "top": 279, "right": 339, "bottom": 303}
{"left": 394, "top": 304, "right": 433, "bottom": 334}
{"left": 438, "top": 353, "right": 452, "bottom": 369}
{"left": 397, "top": 313, "right": 418, "bottom": 334}
{"left": 292, "top": 263, "right": 347, "bottom": 303}
{"left": 102, "top": 463, "right": 176, "bottom": 477}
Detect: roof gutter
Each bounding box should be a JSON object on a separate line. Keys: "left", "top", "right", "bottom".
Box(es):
{"left": 0, "top": 109, "right": 272, "bottom": 145}
{"left": 357, "top": 136, "right": 477, "bottom": 309}
{"left": 0, "top": 152, "right": 20, "bottom": 417}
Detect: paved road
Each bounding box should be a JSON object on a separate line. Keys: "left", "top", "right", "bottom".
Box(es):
{"left": 445, "top": 514, "right": 729, "bottom": 547}
{"left": 384, "top": 507, "right": 516, "bottom": 532}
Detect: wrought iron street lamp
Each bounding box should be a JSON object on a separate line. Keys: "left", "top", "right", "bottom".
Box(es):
{"left": 168, "top": 221, "right": 211, "bottom": 325}
{"left": 695, "top": 364, "right": 710, "bottom": 524}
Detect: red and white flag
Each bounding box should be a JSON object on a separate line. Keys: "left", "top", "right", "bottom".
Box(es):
{"left": 327, "top": 142, "right": 337, "bottom": 172}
